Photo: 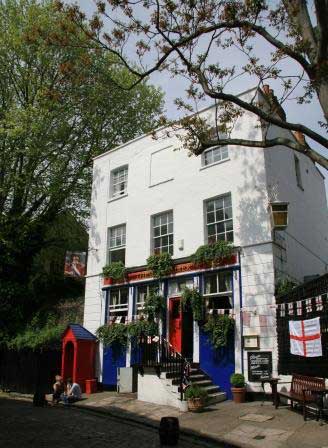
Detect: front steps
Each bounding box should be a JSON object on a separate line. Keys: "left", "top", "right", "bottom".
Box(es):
{"left": 160, "top": 363, "right": 226, "bottom": 406}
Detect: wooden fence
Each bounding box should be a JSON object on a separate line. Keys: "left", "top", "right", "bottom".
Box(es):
{"left": 0, "top": 348, "right": 61, "bottom": 394}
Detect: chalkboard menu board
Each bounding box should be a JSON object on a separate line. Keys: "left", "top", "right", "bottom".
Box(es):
{"left": 248, "top": 351, "right": 272, "bottom": 382}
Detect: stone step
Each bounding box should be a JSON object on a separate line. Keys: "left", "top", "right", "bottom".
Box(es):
{"left": 203, "top": 385, "right": 220, "bottom": 394}
{"left": 206, "top": 391, "right": 227, "bottom": 405}
{"left": 190, "top": 379, "right": 213, "bottom": 387}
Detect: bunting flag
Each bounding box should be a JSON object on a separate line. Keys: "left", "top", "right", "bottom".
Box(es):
{"left": 289, "top": 317, "right": 322, "bottom": 357}
{"left": 305, "top": 298, "right": 313, "bottom": 313}
{"left": 296, "top": 301, "right": 303, "bottom": 316}
{"left": 279, "top": 303, "right": 285, "bottom": 317}
{"left": 288, "top": 302, "right": 294, "bottom": 316}
{"left": 315, "top": 296, "right": 323, "bottom": 311}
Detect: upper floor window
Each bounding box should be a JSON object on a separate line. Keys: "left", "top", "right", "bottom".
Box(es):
{"left": 108, "top": 224, "right": 126, "bottom": 263}
{"left": 294, "top": 156, "right": 303, "bottom": 189}
{"left": 205, "top": 194, "right": 233, "bottom": 243}
{"left": 203, "top": 146, "right": 229, "bottom": 167}
{"left": 152, "top": 211, "right": 174, "bottom": 255}
{"left": 108, "top": 286, "right": 129, "bottom": 324}
{"left": 111, "top": 165, "right": 128, "bottom": 198}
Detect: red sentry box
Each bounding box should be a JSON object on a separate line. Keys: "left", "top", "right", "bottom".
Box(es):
{"left": 85, "top": 379, "right": 97, "bottom": 394}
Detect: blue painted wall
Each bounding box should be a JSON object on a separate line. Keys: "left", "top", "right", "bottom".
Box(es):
{"left": 102, "top": 346, "right": 126, "bottom": 387}
{"left": 199, "top": 329, "right": 235, "bottom": 399}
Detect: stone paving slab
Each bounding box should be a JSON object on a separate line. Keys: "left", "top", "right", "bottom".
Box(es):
{"left": 75, "top": 392, "right": 328, "bottom": 448}
{"left": 239, "top": 413, "right": 274, "bottom": 422}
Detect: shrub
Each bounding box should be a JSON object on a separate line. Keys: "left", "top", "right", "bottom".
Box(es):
{"left": 230, "top": 373, "right": 245, "bottom": 388}
{"left": 102, "top": 261, "right": 126, "bottom": 280}
{"left": 181, "top": 287, "right": 204, "bottom": 322}
{"left": 146, "top": 252, "right": 173, "bottom": 279}
{"left": 96, "top": 323, "right": 128, "bottom": 348}
{"left": 144, "top": 289, "right": 166, "bottom": 320}
{"left": 185, "top": 384, "right": 208, "bottom": 400}
{"left": 203, "top": 314, "right": 235, "bottom": 349}
{"left": 127, "top": 319, "right": 159, "bottom": 340}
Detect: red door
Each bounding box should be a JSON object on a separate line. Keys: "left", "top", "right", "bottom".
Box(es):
{"left": 169, "top": 297, "right": 182, "bottom": 353}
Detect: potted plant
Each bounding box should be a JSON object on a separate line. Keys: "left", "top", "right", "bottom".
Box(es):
{"left": 184, "top": 384, "right": 208, "bottom": 412}
{"left": 102, "top": 261, "right": 126, "bottom": 285}
{"left": 230, "top": 373, "right": 246, "bottom": 403}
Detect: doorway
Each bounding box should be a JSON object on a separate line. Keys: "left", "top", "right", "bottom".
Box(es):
{"left": 169, "top": 297, "right": 193, "bottom": 359}
{"left": 63, "top": 341, "right": 74, "bottom": 380}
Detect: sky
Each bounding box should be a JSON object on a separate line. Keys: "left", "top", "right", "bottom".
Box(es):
{"left": 72, "top": 1, "right": 327, "bottom": 196}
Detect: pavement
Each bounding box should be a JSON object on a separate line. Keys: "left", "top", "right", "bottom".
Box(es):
{"left": 2, "top": 391, "right": 328, "bottom": 448}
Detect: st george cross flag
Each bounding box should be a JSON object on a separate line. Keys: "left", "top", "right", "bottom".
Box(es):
{"left": 289, "top": 317, "right": 322, "bottom": 357}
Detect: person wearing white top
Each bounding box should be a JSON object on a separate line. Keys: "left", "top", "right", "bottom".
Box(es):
{"left": 62, "top": 378, "right": 82, "bottom": 404}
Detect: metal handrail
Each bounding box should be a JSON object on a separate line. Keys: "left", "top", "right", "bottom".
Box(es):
{"left": 136, "top": 335, "right": 190, "bottom": 401}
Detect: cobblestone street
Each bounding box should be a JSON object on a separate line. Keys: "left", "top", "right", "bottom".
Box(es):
{"left": 0, "top": 398, "right": 214, "bottom": 448}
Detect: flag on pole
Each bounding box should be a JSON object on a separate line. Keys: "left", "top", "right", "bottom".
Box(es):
{"left": 289, "top": 317, "right": 322, "bottom": 357}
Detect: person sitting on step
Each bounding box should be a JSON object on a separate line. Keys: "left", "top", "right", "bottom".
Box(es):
{"left": 62, "top": 378, "right": 82, "bottom": 405}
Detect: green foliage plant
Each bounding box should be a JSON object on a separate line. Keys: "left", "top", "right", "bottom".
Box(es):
{"left": 96, "top": 323, "right": 128, "bottom": 348}
{"left": 203, "top": 314, "right": 235, "bottom": 349}
{"left": 0, "top": 0, "right": 163, "bottom": 339}
{"left": 127, "top": 319, "right": 159, "bottom": 340}
{"left": 144, "top": 289, "right": 166, "bottom": 320}
{"left": 102, "top": 261, "right": 126, "bottom": 280}
{"left": 230, "top": 373, "right": 245, "bottom": 388}
{"left": 275, "top": 278, "right": 298, "bottom": 296}
{"left": 146, "top": 253, "right": 173, "bottom": 279}
{"left": 192, "top": 241, "right": 233, "bottom": 266}
{"left": 185, "top": 384, "right": 208, "bottom": 401}
{"left": 181, "top": 287, "right": 204, "bottom": 322}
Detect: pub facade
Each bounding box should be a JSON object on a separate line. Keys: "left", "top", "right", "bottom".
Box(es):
{"left": 83, "top": 87, "right": 328, "bottom": 403}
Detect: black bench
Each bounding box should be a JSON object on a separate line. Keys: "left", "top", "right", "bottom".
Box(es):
{"left": 276, "top": 373, "right": 326, "bottom": 421}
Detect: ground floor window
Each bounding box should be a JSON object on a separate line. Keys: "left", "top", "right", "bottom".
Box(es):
{"left": 135, "top": 284, "right": 159, "bottom": 318}
{"left": 108, "top": 287, "right": 129, "bottom": 324}
{"left": 168, "top": 277, "right": 194, "bottom": 296}
{"left": 203, "top": 270, "right": 233, "bottom": 315}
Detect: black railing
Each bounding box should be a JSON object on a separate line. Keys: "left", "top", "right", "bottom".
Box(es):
{"left": 136, "top": 335, "right": 190, "bottom": 401}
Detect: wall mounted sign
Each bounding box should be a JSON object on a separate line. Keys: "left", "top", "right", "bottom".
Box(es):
{"left": 248, "top": 351, "right": 273, "bottom": 382}
{"left": 243, "top": 335, "right": 259, "bottom": 349}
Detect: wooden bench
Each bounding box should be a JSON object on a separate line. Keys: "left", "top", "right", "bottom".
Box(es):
{"left": 276, "top": 373, "right": 326, "bottom": 420}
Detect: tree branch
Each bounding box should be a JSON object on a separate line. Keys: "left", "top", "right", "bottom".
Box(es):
{"left": 196, "top": 136, "right": 328, "bottom": 169}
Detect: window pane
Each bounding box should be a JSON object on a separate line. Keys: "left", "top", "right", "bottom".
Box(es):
{"left": 213, "top": 148, "right": 222, "bottom": 162}
{"left": 152, "top": 211, "right": 173, "bottom": 255}
{"left": 205, "top": 194, "right": 233, "bottom": 243}
{"left": 110, "top": 248, "right": 125, "bottom": 264}
{"left": 205, "top": 274, "right": 217, "bottom": 294}
{"left": 207, "top": 212, "right": 215, "bottom": 223}
{"left": 219, "top": 272, "right": 232, "bottom": 292}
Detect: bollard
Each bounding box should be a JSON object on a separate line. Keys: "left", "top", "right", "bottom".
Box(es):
{"left": 159, "top": 416, "right": 180, "bottom": 446}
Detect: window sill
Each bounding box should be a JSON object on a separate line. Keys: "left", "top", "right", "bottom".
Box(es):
{"left": 200, "top": 158, "right": 230, "bottom": 171}
{"left": 108, "top": 193, "right": 128, "bottom": 203}
{"left": 149, "top": 178, "right": 174, "bottom": 188}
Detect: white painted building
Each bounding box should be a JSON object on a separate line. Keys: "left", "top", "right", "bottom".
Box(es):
{"left": 83, "top": 86, "right": 328, "bottom": 403}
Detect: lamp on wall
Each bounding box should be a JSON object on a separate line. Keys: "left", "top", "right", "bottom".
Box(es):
{"left": 270, "top": 202, "right": 289, "bottom": 229}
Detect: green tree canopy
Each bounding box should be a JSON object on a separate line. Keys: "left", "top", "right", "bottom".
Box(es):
{"left": 0, "top": 0, "right": 163, "bottom": 338}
